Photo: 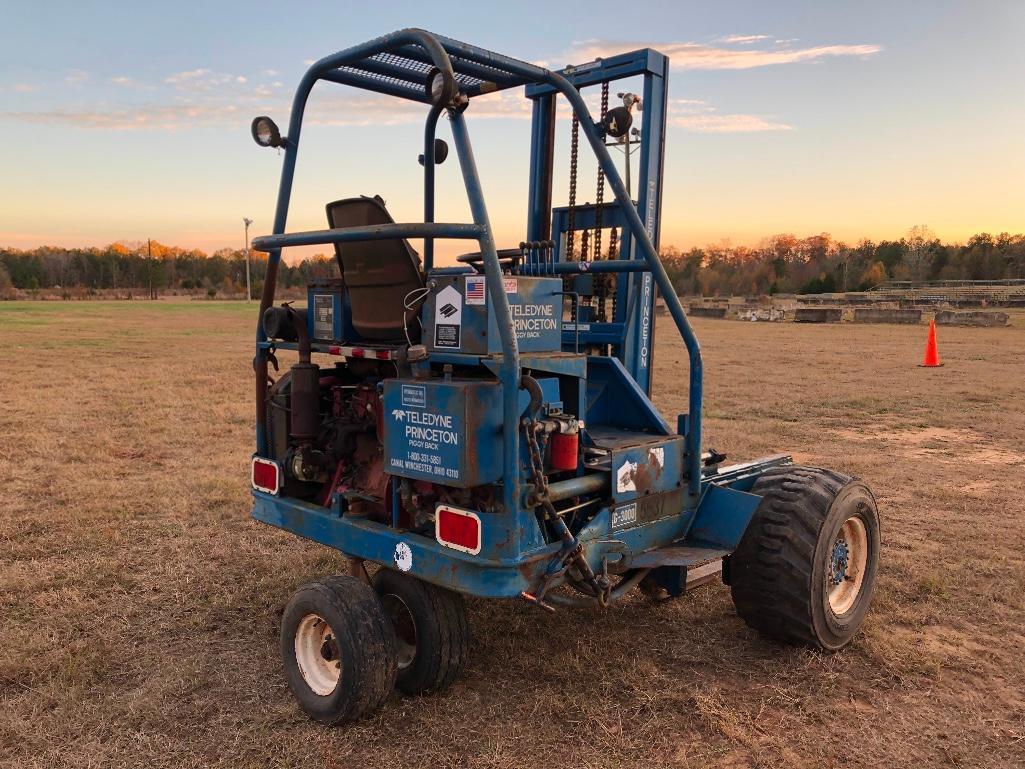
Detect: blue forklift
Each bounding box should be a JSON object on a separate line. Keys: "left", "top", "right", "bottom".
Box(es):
{"left": 248, "top": 29, "right": 881, "bottom": 724}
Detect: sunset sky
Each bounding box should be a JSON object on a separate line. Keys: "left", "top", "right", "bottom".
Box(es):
{"left": 1, "top": 1, "right": 1023, "bottom": 262}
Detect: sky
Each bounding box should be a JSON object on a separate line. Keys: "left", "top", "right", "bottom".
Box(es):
{"left": 1, "top": 0, "right": 1023, "bottom": 263}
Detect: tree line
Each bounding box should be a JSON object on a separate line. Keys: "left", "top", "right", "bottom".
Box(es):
{"left": 2, "top": 228, "right": 1024, "bottom": 297}
{"left": 0, "top": 241, "right": 336, "bottom": 297}
{"left": 660, "top": 228, "right": 1025, "bottom": 296}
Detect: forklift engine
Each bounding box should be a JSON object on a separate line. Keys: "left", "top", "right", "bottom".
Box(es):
{"left": 248, "top": 29, "right": 881, "bottom": 726}
{"left": 264, "top": 268, "right": 581, "bottom": 536}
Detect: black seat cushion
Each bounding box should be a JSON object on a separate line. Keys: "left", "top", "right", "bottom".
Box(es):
{"left": 325, "top": 195, "right": 425, "bottom": 342}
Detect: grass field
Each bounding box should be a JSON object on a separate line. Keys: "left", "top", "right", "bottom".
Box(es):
{"left": 1, "top": 300, "right": 1024, "bottom": 768}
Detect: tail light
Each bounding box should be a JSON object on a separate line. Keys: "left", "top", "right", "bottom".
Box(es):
{"left": 435, "top": 505, "right": 482, "bottom": 555}
{"left": 252, "top": 457, "right": 281, "bottom": 495}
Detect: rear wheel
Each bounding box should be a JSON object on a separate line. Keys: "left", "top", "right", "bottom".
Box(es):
{"left": 728, "top": 465, "right": 880, "bottom": 651}
{"left": 281, "top": 576, "right": 397, "bottom": 724}
{"left": 372, "top": 569, "right": 470, "bottom": 695}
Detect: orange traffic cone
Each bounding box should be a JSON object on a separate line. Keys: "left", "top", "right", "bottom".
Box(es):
{"left": 920, "top": 319, "right": 943, "bottom": 367}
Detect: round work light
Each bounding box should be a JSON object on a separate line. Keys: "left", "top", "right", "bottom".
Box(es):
{"left": 251, "top": 116, "right": 283, "bottom": 148}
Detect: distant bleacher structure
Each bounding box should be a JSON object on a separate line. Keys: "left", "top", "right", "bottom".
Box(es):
{"left": 804, "top": 279, "right": 1025, "bottom": 308}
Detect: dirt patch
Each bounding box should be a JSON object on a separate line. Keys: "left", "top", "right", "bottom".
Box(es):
{"left": 834, "top": 425, "right": 1025, "bottom": 466}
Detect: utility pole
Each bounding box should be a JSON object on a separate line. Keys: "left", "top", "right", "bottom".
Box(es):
{"left": 243, "top": 217, "right": 254, "bottom": 302}
{"left": 148, "top": 238, "right": 155, "bottom": 299}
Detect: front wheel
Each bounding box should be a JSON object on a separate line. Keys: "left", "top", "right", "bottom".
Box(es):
{"left": 728, "top": 465, "right": 880, "bottom": 651}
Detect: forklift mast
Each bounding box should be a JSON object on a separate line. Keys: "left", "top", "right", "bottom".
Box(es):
{"left": 525, "top": 50, "right": 669, "bottom": 393}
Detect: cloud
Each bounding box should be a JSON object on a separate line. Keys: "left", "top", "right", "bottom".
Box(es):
{"left": 65, "top": 70, "right": 89, "bottom": 85}
{"left": 0, "top": 49, "right": 790, "bottom": 135}
{"left": 717, "top": 34, "right": 772, "bottom": 44}
{"left": 12, "top": 83, "right": 39, "bottom": 93}
{"left": 164, "top": 68, "right": 211, "bottom": 85}
{"left": 565, "top": 38, "right": 881, "bottom": 70}
{"left": 0, "top": 88, "right": 772, "bottom": 133}
{"left": 669, "top": 98, "right": 791, "bottom": 132}
{"left": 671, "top": 113, "right": 792, "bottom": 132}
{"left": 0, "top": 87, "right": 533, "bottom": 131}
{"left": 0, "top": 103, "right": 243, "bottom": 130}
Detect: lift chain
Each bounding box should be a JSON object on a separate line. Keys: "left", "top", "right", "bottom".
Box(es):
{"left": 521, "top": 418, "right": 610, "bottom": 607}
{"left": 608, "top": 227, "right": 619, "bottom": 320}
{"left": 566, "top": 100, "right": 582, "bottom": 322}
{"left": 567, "top": 109, "right": 580, "bottom": 261}
{"left": 593, "top": 82, "right": 610, "bottom": 321}
{"left": 593, "top": 82, "right": 609, "bottom": 264}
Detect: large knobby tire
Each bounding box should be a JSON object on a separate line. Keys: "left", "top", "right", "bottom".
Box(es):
{"left": 280, "top": 575, "right": 397, "bottom": 724}
{"left": 372, "top": 569, "right": 470, "bottom": 695}
{"left": 728, "top": 465, "right": 880, "bottom": 651}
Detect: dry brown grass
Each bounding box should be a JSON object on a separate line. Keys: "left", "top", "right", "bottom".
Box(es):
{"left": 1, "top": 299, "right": 1023, "bottom": 768}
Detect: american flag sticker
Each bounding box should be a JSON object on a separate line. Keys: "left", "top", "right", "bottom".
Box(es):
{"left": 465, "top": 276, "right": 486, "bottom": 305}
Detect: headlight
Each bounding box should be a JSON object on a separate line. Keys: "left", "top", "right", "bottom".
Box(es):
{"left": 251, "top": 116, "right": 283, "bottom": 148}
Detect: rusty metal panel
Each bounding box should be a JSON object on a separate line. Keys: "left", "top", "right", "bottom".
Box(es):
{"left": 608, "top": 435, "right": 685, "bottom": 504}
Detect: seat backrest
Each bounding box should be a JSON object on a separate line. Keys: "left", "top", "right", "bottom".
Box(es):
{"left": 326, "top": 195, "right": 425, "bottom": 342}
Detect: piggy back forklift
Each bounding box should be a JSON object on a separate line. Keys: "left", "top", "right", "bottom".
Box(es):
{"left": 248, "top": 30, "right": 881, "bottom": 724}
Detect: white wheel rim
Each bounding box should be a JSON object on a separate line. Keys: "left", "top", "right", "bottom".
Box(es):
{"left": 294, "top": 613, "right": 341, "bottom": 696}
{"left": 827, "top": 516, "right": 869, "bottom": 616}
{"left": 380, "top": 593, "right": 417, "bottom": 670}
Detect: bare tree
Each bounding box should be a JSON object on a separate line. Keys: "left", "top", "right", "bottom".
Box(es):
{"left": 904, "top": 224, "right": 936, "bottom": 283}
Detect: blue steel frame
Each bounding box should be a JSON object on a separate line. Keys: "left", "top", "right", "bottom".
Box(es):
{"left": 250, "top": 29, "right": 782, "bottom": 601}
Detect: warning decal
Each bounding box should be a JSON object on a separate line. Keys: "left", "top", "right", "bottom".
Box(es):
{"left": 434, "top": 285, "right": 462, "bottom": 349}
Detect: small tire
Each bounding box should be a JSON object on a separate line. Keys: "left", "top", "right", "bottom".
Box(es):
{"left": 372, "top": 569, "right": 470, "bottom": 695}
{"left": 728, "top": 465, "right": 880, "bottom": 651}
{"left": 280, "top": 575, "right": 397, "bottom": 724}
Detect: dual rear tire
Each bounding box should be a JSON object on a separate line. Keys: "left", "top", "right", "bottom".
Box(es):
{"left": 280, "top": 571, "right": 469, "bottom": 725}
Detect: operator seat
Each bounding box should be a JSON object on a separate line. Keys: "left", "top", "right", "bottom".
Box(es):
{"left": 326, "top": 195, "right": 425, "bottom": 342}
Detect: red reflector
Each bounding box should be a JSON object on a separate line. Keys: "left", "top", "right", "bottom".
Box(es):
{"left": 436, "top": 506, "right": 482, "bottom": 555}
{"left": 252, "top": 457, "right": 280, "bottom": 494}
{"left": 328, "top": 346, "right": 342, "bottom": 356}
{"left": 375, "top": 350, "right": 391, "bottom": 360}
{"left": 350, "top": 348, "right": 366, "bottom": 358}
